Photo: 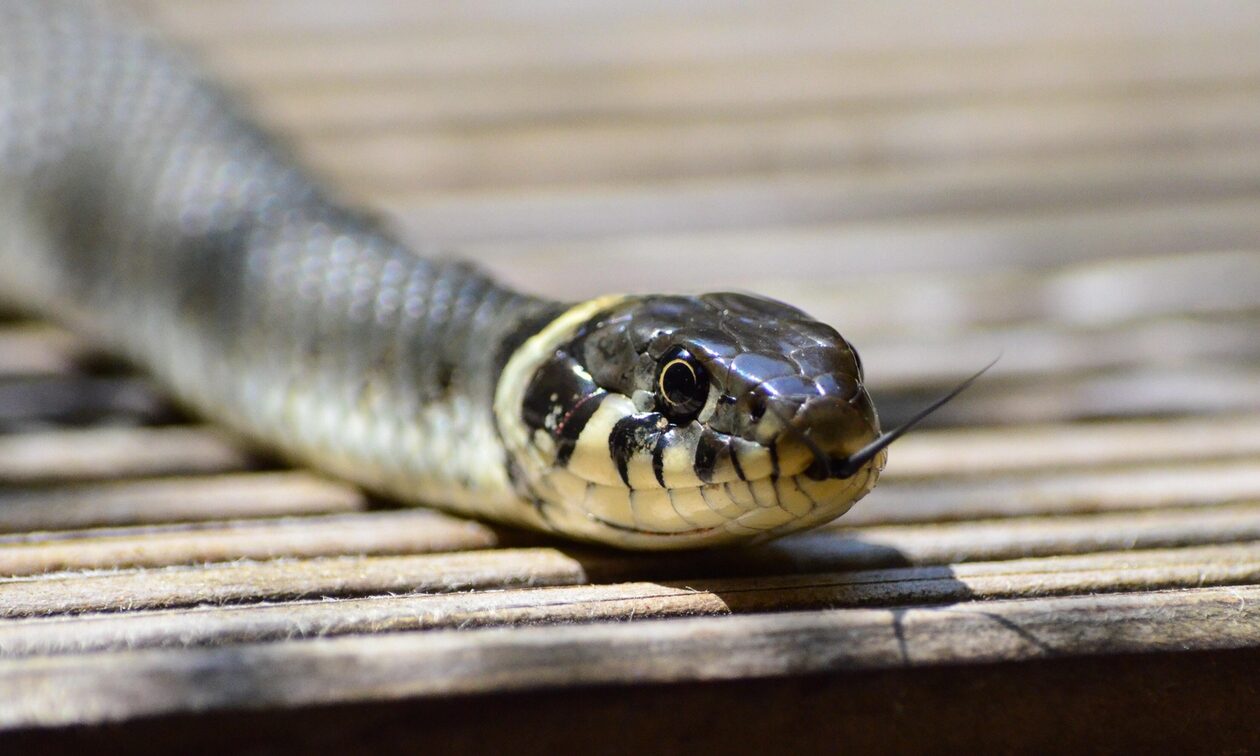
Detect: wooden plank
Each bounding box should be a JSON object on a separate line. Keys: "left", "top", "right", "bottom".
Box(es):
{"left": 233, "top": 42, "right": 1260, "bottom": 99}
{"left": 240, "top": 49, "right": 1260, "bottom": 134}
{"left": 7, "top": 651, "right": 1250, "bottom": 755}
{"left": 1028, "top": 250, "right": 1260, "bottom": 327}
{"left": 7, "top": 501, "right": 1260, "bottom": 618}
{"left": 0, "top": 411, "right": 1251, "bottom": 563}
{"left": 880, "top": 413, "right": 1260, "bottom": 479}
{"left": 0, "top": 408, "right": 1250, "bottom": 560}
{"left": 0, "top": 409, "right": 1250, "bottom": 536}
{"left": 139, "top": 0, "right": 772, "bottom": 36}
{"left": 0, "top": 443, "right": 1255, "bottom": 578}
{"left": 1, "top": 541, "right": 1257, "bottom": 659}
{"left": 141, "top": 0, "right": 1260, "bottom": 46}
{"left": 0, "top": 326, "right": 92, "bottom": 378}
{"left": 365, "top": 148, "right": 1260, "bottom": 245}
{"left": 767, "top": 251, "right": 1260, "bottom": 339}
{"left": 460, "top": 200, "right": 1260, "bottom": 295}
{"left": 876, "top": 362, "right": 1260, "bottom": 426}
{"left": 859, "top": 315, "right": 1259, "bottom": 390}
{"left": 4, "top": 584, "right": 1260, "bottom": 729}
{"left": 0, "top": 509, "right": 510, "bottom": 577}
{"left": 0, "top": 472, "right": 366, "bottom": 534}
{"left": 2, "top": 453, "right": 1250, "bottom": 559}
{"left": 0, "top": 549, "right": 589, "bottom": 618}
{"left": 0, "top": 427, "right": 257, "bottom": 484}
{"left": 823, "top": 502, "right": 1260, "bottom": 566}
{"left": 169, "top": 8, "right": 1260, "bottom": 79}
{"left": 9, "top": 1, "right": 1255, "bottom": 742}
{"left": 858, "top": 459, "right": 1260, "bottom": 525}
{"left": 296, "top": 92, "right": 1260, "bottom": 191}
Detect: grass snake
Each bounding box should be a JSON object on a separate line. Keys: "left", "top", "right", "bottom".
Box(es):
{"left": 0, "top": 1, "right": 982, "bottom": 549}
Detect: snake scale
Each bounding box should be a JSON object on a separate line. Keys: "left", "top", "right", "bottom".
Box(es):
{"left": 0, "top": 0, "right": 980, "bottom": 549}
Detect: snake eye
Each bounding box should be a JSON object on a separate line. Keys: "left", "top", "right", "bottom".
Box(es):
{"left": 655, "top": 346, "right": 709, "bottom": 423}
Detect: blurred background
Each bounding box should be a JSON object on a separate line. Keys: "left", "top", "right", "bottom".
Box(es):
{"left": 130, "top": 0, "right": 1260, "bottom": 432}
{"left": 8, "top": 3, "right": 1260, "bottom": 741}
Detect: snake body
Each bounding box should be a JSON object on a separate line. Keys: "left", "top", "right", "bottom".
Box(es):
{"left": 0, "top": 0, "right": 885, "bottom": 549}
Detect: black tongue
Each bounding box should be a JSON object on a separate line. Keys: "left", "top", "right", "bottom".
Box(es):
{"left": 820, "top": 355, "right": 1001, "bottom": 480}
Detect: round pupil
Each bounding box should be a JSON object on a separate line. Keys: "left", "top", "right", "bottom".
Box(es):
{"left": 662, "top": 360, "right": 698, "bottom": 404}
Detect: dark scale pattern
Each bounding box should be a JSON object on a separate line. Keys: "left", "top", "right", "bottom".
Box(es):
{"left": 0, "top": 0, "right": 559, "bottom": 501}
{"left": 512, "top": 290, "right": 880, "bottom": 524}
{"left": 575, "top": 294, "right": 876, "bottom": 447}
{"left": 693, "top": 429, "right": 734, "bottom": 483}
{"left": 609, "top": 414, "right": 668, "bottom": 486}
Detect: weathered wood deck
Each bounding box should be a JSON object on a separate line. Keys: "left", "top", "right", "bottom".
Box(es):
{"left": 7, "top": 1, "right": 1260, "bottom": 752}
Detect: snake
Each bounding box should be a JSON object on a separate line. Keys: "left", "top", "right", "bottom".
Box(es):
{"left": 0, "top": 0, "right": 982, "bottom": 550}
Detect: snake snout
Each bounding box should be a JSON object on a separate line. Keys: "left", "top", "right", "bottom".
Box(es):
{"left": 777, "top": 394, "right": 881, "bottom": 479}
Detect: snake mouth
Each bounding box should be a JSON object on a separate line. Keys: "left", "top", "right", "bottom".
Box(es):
{"left": 584, "top": 513, "right": 722, "bottom": 539}
{"left": 560, "top": 466, "right": 881, "bottom": 549}
{"left": 540, "top": 461, "right": 883, "bottom": 550}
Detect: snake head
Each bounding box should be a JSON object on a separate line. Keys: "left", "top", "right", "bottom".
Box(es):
{"left": 494, "top": 292, "right": 885, "bottom": 549}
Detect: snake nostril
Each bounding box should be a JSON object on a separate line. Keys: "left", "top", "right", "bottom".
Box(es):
{"left": 747, "top": 392, "right": 768, "bottom": 422}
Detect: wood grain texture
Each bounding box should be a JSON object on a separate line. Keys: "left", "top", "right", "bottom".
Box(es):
{"left": 881, "top": 413, "right": 1260, "bottom": 478}
{"left": 1, "top": 542, "right": 1257, "bottom": 659}
{"left": 143, "top": 0, "right": 1260, "bottom": 48}
{"left": 3, "top": 0, "right": 1260, "bottom": 745}
{"left": 0, "top": 509, "right": 509, "bottom": 577}
{"left": 0, "top": 427, "right": 257, "bottom": 484}
{"left": 298, "top": 91, "right": 1260, "bottom": 192}
{"left": 0, "top": 472, "right": 366, "bottom": 534}
{"left": 5, "top": 585, "right": 1260, "bottom": 729}
{"left": 5, "top": 501, "right": 1260, "bottom": 617}
{"left": 0, "top": 548, "right": 589, "bottom": 619}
